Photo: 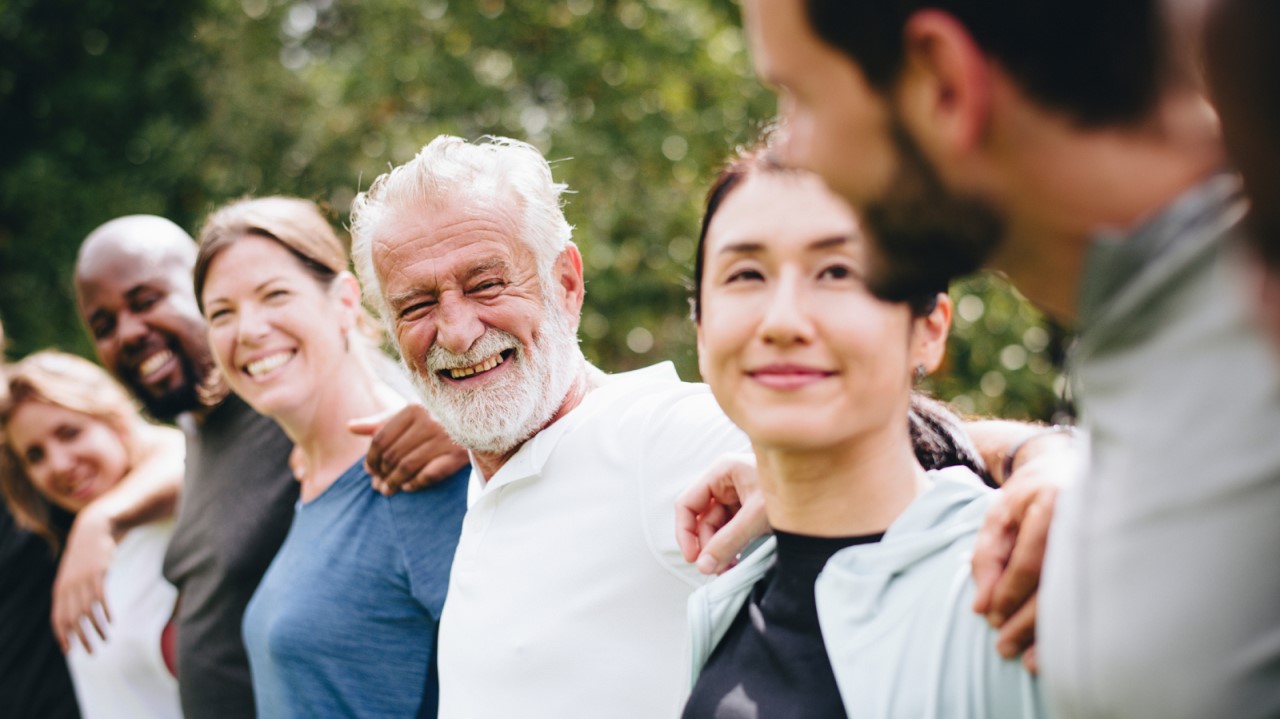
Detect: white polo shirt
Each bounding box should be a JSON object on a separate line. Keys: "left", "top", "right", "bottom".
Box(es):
{"left": 437, "top": 362, "right": 751, "bottom": 719}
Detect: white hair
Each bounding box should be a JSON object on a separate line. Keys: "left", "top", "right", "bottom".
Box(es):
{"left": 349, "top": 135, "right": 575, "bottom": 324}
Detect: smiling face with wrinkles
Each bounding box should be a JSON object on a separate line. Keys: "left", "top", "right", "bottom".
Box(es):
{"left": 371, "top": 192, "right": 585, "bottom": 455}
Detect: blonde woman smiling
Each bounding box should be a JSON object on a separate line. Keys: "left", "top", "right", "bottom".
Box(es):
{"left": 1, "top": 351, "right": 182, "bottom": 719}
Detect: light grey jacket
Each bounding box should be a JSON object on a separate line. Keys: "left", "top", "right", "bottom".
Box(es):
{"left": 687, "top": 467, "right": 1046, "bottom": 719}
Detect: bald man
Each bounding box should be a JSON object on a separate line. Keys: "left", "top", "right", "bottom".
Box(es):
{"left": 72, "top": 215, "right": 465, "bottom": 719}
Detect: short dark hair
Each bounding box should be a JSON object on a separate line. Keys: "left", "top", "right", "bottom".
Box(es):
{"left": 804, "top": 0, "right": 1167, "bottom": 127}
{"left": 1205, "top": 0, "right": 1280, "bottom": 269}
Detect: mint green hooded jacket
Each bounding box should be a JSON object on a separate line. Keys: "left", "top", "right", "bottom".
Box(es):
{"left": 686, "top": 467, "right": 1047, "bottom": 719}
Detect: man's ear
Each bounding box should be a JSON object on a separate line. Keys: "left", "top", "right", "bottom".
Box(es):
{"left": 895, "top": 10, "right": 993, "bottom": 159}
{"left": 910, "top": 292, "right": 952, "bottom": 375}
{"left": 553, "top": 244, "right": 586, "bottom": 330}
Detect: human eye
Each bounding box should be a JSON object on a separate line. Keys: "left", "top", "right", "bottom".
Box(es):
{"left": 54, "top": 424, "right": 81, "bottom": 442}
{"left": 24, "top": 446, "right": 44, "bottom": 465}
{"left": 724, "top": 267, "right": 764, "bottom": 284}
{"left": 398, "top": 297, "right": 437, "bottom": 321}
{"left": 130, "top": 289, "right": 162, "bottom": 313}
{"left": 817, "top": 263, "right": 854, "bottom": 281}
{"left": 205, "top": 305, "right": 233, "bottom": 325}
{"left": 90, "top": 316, "right": 116, "bottom": 340}
{"left": 468, "top": 278, "right": 505, "bottom": 297}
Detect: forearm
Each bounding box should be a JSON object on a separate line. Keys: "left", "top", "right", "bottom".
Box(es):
{"left": 85, "top": 425, "right": 183, "bottom": 535}
{"left": 964, "top": 419, "right": 1044, "bottom": 485}
{"left": 964, "top": 418, "right": 1081, "bottom": 487}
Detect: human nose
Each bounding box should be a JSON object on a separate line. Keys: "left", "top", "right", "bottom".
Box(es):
{"left": 118, "top": 311, "right": 149, "bottom": 349}
{"left": 46, "top": 443, "right": 76, "bottom": 478}
{"left": 433, "top": 295, "right": 486, "bottom": 355}
{"left": 759, "top": 272, "right": 814, "bottom": 347}
{"left": 234, "top": 304, "right": 272, "bottom": 346}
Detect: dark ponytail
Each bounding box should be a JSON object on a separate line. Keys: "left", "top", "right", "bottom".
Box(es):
{"left": 908, "top": 392, "right": 992, "bottom": 486}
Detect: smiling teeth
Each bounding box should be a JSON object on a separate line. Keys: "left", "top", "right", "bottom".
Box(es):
{"left": 138, "top": 350, "right": 173, "bottom": 378}
{"left": 246, "top": 352, "right": 293, "bottom": 378}
{"left": 448, "top": 353, "right": 504, "bottom": 379}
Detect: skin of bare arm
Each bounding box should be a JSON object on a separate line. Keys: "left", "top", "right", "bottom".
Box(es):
{"left": 53, "top": 422, "right": 184, "bottom": 652}
{"left": 350, "top": 403, "right": 470, "bottom": 496}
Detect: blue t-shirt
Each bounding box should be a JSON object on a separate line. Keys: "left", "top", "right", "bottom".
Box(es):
{"left": 242, "top": 459, "right": 468, "bottom": 719}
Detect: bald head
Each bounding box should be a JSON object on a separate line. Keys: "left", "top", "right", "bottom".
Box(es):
{"left": 77, "top": 215, "right": 197, "bottom": 281}
{"left": 75, "top": 215, "right": 213, "bottom": 419}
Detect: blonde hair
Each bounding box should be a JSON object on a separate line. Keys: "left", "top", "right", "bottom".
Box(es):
{"left": 0, "top": 351, "right": 145, "bottom": 551}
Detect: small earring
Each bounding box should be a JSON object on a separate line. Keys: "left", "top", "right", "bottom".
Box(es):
{"left": 342, "top": 326, "right": 351, "bottom": 353}
{"left": 913, "top": 364, "right": 927, "bottom": 381}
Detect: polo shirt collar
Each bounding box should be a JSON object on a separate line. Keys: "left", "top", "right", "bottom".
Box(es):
{"left": 467, "top": 361, "right": 682, "bottom": 504}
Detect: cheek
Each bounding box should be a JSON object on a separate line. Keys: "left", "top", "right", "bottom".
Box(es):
{"left": 842, "top": 314, "right": 913, "bottom": 378}
{"left": 96, "top": 337, "right": 121, "bottom": 366}
{"left": 395, "top": 321, "right": 433, "bottom": 368}
{"left": 24, "top": 463, "right": 54, "bottom": 493}
{"left": 696, "top": 308, "right": 753, "bottom": 386}
{"left": 85, "top": 428, "right": 129, "bottom": 471}
{"left": 208, "top": 326, "right": 236, "bottom": 371}
{"left": 778, "top": 109, "right": 814, "bottom": 168}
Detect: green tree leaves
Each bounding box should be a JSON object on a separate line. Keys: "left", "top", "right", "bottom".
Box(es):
{"left": 0, "top": 0, "right": 1061, "bottom": 420}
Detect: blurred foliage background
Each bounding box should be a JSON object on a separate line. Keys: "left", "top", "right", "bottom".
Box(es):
{"left": 0, "top": 0, "right": 1066, "bottom": 421}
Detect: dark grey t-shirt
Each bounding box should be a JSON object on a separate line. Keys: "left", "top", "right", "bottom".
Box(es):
{"left": 162, "top": 394, "right": 295, "bottom": 719}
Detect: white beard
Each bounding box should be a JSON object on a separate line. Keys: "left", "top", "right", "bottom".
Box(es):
{"left": 408, "top": 300, "right": 583, "bottom": 455}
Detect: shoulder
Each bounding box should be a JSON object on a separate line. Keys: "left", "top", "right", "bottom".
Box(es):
{"left": 594, "top": 362, "right": 715, "bottom": 408}
{"left": 591, "top": 362, "right": 740, "bottom": 440}
{"left": 923, "top": 466, "right": 998, "bottom": 523}
{"left": 384, "top": 465, "right": 469, "bottom": 530}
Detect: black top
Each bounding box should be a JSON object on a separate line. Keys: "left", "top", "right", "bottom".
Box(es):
{"left": 0, "top": 503, "right": 81, "bottom": 719}
{"left": 682, "top": 530, "right": 884, "bottom": 719}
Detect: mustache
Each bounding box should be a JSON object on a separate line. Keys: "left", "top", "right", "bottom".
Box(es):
{"left": 423, "top": 329, "right": 521, "bottom": 374}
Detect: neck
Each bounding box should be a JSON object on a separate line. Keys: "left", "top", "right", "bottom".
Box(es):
{"left": 470, "top": 360, "right": 603, "bottom": 480}
{"left": 276, "top": 356, "right": 403, "bottom": 500}
{"left": 988, "top": 90, "right": 1224, "bottom": 323}
{"left": 755, "top": 422, "right": 930, "bottom": 537}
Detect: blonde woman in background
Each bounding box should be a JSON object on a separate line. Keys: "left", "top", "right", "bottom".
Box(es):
{"left": 0, "top": 350, "right": 182, "bottom": 719}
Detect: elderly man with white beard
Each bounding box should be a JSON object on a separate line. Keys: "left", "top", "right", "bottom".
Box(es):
{"left": 349, "top": 135, "right": 751, "bottom": 719}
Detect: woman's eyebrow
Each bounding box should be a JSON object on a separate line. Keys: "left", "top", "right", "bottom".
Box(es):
{"left": 806, "top": 235, "right": 849, "bottom": 251}
{"left": 717, "top": 240, "right": 766, "bottom": 256}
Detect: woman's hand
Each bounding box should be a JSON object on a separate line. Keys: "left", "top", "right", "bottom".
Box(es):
{"left": 52, "top": 503, "right": 116, "bottom": 653}
{"left": 52, "top": 424, "right": 183, "bottom": 653}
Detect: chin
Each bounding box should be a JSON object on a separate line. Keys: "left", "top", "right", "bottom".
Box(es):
{"left": 753, "top": 433, "right": 839, "bottom": 454}
{"left": 734, "top": 413, "right": 840, "bottom": 453}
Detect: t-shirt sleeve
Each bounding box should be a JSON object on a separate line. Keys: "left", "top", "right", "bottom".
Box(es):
{"left": 634, "top": 388, "right": 752, "bottom": 587}
{"left": 387, "top": 467, "right": 470, "bottom": 621}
